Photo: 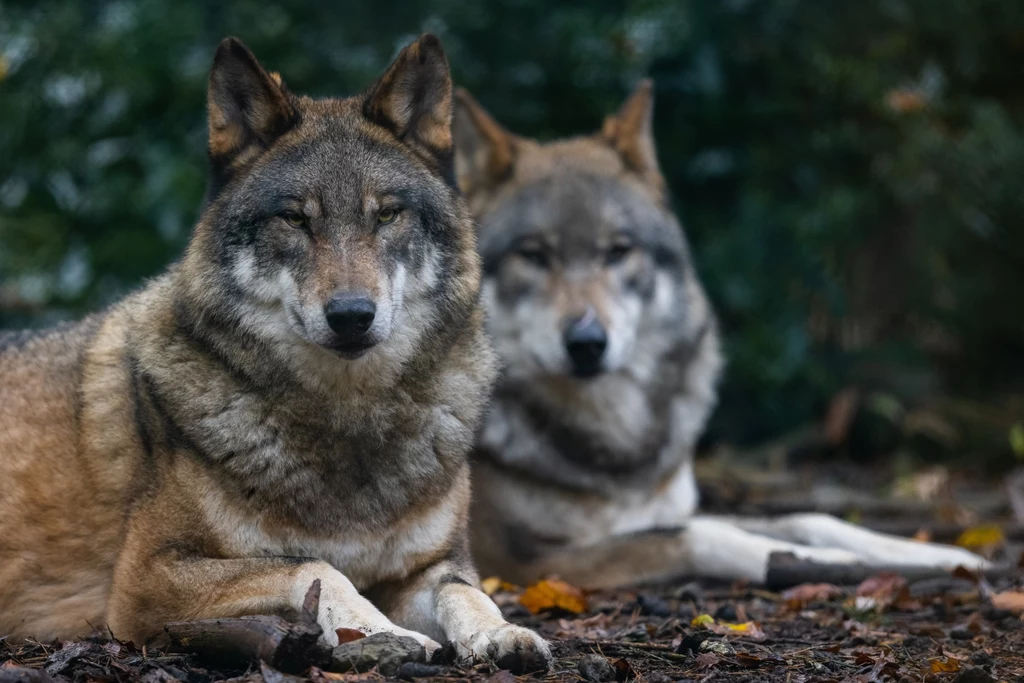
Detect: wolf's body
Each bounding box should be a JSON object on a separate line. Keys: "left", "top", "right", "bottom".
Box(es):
{"left": 0, "top": 36, "right": 549, "bottom": 672}
{"left": 454, "top": 83, "right": 988, "bottom": 589}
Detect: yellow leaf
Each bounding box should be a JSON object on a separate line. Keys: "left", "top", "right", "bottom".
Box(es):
{"left": 929, "top": 656, "right": 961, "bottom": 673}
{"left": 691, "top": 614, "right": 715, "bottom": 628}
{"left": 519, "top": 578, "right": 587, "bottom": 615}
{"left": 955, "top": 524, "right": 1005, "bottom": 551}
{"left": 481, "top": 576, "right": 516, "bottom": 596}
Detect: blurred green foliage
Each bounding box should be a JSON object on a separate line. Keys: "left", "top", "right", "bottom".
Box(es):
{"left": 2, "top": 1, "right": 1022, "bottom": 459}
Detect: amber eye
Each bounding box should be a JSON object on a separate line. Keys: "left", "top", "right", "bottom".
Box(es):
{"left": 281, "top": 212, "right": 307, "bottom": 229}
{"left": 606, "top": 239, "right": 634, "bottom": 265}
{"left": 377, "top": 207, "right": 400, "bottom": 225}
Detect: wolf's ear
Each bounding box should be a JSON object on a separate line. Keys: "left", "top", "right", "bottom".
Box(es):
{"left": 599, "top": 79, "right": 662, "bottom": 187}
{"left": 452, "top": 88, "right": 517, "bottom": 195}
{"left": 363, "top": 35, "right": 454, "bottom": 181}
{"left": 207, "top": 37, "right": 298, "bottom": 171}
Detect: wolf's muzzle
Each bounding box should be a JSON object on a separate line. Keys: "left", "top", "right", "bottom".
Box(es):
{"left": 564, "top": 309, "right": 607, "bottom": 378}
{"left": 324, "top": 292, "right": 377, "bottom": 358}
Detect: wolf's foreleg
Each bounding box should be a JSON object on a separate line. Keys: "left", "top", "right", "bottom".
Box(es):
{"left": 107, "top": 550, "right": 438, "bottom": 650}
{"left": 371, "top": 546, "right": 552, "bottom": 673}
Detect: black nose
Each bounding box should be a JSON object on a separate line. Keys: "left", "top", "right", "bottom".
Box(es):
{"left": 324, "top": 293, "right": 376, "bottom": 340}
{"left": 564, "top": 313, "right": 607, "bottom": 378}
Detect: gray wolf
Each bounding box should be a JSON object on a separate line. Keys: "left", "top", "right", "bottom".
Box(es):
{"left": 454, "top": 81, "right": 988, "bottom": 589}
{"left": 0, "top": 35, "right": 550, "bottom": 672}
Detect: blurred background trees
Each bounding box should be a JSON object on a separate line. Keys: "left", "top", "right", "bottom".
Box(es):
{"left": 2, "top": 0, "right": 1022, "bottom": 466}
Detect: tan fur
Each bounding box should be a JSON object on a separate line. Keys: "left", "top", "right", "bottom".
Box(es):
{"left": 0, "top": 36, "right": 551, "bottom": 672}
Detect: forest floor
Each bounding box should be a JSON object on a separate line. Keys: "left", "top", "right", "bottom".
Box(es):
{"left": 3, "top": 458, "right": 1023, "bottom": 683}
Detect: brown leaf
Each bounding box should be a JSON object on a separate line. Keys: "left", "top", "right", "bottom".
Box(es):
{"left": 519, "top": 578, "right": 588, "bottom": 615}
{"left": 990, "top": 590, "right": 1024, "bottom": 613}
{"left": 734, "top": 652, "right": 765, "bottom": 668}
{"left": 487, "top": 671, "right": 518, "bottom": 683}
{"left": 857, "top": 573, "right": 908, "bottom": 600}
{"left": 782, "top": 583, "right": 843, "bottom": 606}
{"left": 334, "top": 628, "right": 366, "bottom": 644}
{"left": 553, "top": 613, "right": 614, "bottom": 639}
{"left": 929, "top": 656, "right": 961, "bottom": 674}
{"left": 694, "top": 653, "right": 719, "bottom": 670}
{"left": 612, "top": 657, "right": 636, "bottom": 681}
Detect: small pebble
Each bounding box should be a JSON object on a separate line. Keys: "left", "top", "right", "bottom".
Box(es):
{"left": 699, "top": 639, "right": 734, "bottom": 657}
{"left": 949, "top": 626, "right": 974, "bottom": 641}
{"left": 969, "top": 650, "right": 993, "bottom": 666}
{"left": 578, "top": 654, "right": 615, "bottom": 683}
{"left": 396, "top": 662, "right": 447, "bottom": 680}
{"left": 636, "top": 594, "right": 672, "bottom": 618}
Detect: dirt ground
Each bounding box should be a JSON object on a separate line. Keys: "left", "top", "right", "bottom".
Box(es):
{"left": 2, "top": 570, "right": 1022, "bottom": 683}
{"left": 4, "top": 462, "right": 1022, "bottom": 683}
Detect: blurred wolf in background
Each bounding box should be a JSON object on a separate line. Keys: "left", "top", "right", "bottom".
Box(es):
{"left": 0, "top": 35, "right": 551, "bottom": 672}
{"left": 454, "top": 82, "right": 987, "bottom": 588}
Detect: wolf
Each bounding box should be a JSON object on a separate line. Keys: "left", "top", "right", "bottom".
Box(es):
{"left": 0, "top": 35, "right": 551, "bottom": 672}
{"left": 453, "top": 81, "right": 988, "bottom": 589}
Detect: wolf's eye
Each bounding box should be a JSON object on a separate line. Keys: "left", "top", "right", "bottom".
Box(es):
{"left": 377, "top": 208, "right": 400, "bottom": 225}
{"left": 517, "top": 245, "right": 549, "bottom": 269}
{"left": 281, "top": 212, "right": 308, "bottom": 230}
{"left": 605, "top": 240, "right": 634, "bottom": 265}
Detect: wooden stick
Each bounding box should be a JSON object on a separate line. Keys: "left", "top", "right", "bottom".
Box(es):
{"left": 764, "top": 552, "right": 1019, "bottom": 590}
{"left": 163, "top": 580, "right": 329, "bottom": 673}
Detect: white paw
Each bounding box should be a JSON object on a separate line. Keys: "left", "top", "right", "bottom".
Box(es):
{"left": 460, "top": 623, "right": 552, "bottom": 674}
{"left": 869, "top": 542, "right": 991, "bottom": 570}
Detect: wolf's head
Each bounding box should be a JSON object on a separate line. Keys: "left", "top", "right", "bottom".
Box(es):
{"left": 178, "top": 36, "right": 481, "bottom": 384}
{"left": 454, "top": 82, "right": 715, "bottom": 394}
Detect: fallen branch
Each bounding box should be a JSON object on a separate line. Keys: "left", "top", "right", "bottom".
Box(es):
{"left": 764, "top": 552, "right": 1018, "bottom": 590}
{"left": 164, "top": 580, "right": 329, "bottom": 673}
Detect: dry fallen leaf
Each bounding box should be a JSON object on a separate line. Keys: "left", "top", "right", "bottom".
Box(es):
{"left": 929, "top": 656, "right": 961, "bottom": 674}
{"left": 481, "top": 576, "right": 517, "bottom": 596}
{"left": 519, "top": 578, "right": 587, "bottom": 615}
{"left": 334, "top": 628, "right": 366, "bottom": 644}
{"left": 991, "top": 590, "right": 1024, "bottom": 613}
{"left": 691, "top": 613, "right": 715, "bottom": 628}
{"left": 956, "top": 524, "right": 1005, "bottom": 558}
{"left": 694, "top": 653, "right": 719, "bottom": 670}
{"left": 782, "top": 583, "right": 843, "bottom": 606}
{"left": 707, "top": 621, "right": 767, "bottom": 641}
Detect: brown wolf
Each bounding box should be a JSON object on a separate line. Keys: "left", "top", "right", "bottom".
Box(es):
{"left": 453, "top": 82, "right": 988, "bottom": 589}
{"left": 0, "top": 35, "right": 550, "bottom": 672}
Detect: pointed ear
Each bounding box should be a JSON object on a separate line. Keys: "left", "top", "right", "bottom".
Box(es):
{"left": 599, "top": 79, "right": 662, "bottom": 187}
{"left": 452, "top": 88, "right": 517, "bottom": 196}
{"left": 207, "top": 37, "right": 298, "bottom": 172}
{"left": 363, "top": 34, "right": 455, "bottom": 182}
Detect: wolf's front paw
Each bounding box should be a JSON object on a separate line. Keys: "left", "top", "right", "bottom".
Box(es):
{"left": 461, "top": 624, "right": 552, "bottom": 674}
